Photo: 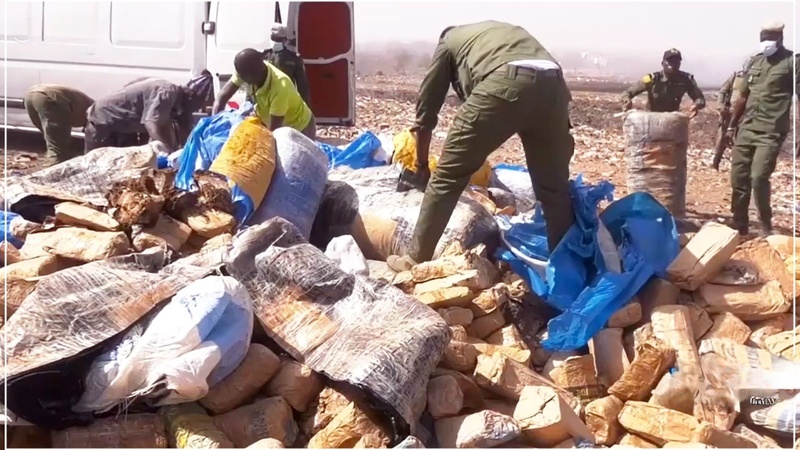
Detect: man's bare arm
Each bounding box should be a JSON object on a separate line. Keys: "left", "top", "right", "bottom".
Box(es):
{"left": 269, "top": 115, "right": 284, "bottom": 131}
{"left": 212, "top": 81, "right": 239, "bottom": 115}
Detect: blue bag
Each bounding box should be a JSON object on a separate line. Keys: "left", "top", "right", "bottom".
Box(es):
{"left": 2, "top": 211, "right": 23, "bottom": 249}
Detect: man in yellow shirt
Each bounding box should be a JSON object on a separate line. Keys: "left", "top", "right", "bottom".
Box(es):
{"left": 212, "top": 48, "right": 316, "bottom": 140}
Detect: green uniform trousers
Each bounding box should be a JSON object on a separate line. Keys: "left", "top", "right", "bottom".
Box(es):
{"left": 409, "top": 65, "right": 575, "bottom": 263}
{"left": 730, "top": 127, "right": 785, "bottom": 226}
{"left": 24, "top": 90, "right": 80, "bottom": 162}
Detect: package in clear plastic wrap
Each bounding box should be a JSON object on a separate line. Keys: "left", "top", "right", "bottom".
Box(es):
{"left": 329, "top": 166, "right": 498, "bottom": 261}
{"left": 226, "top": 218, "right": 451, "bottom": 439}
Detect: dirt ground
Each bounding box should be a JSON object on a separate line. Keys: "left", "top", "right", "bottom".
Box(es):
{"left": 5, "top": 74, "right": 797, "bottom": 235}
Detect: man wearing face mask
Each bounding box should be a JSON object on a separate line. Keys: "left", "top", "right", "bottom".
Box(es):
{"left": 386, "top": 21, "right": 575, "bottom": 271}
{"left": 726, "top": 22, "right": 793, "bottom": 237}
{"left": 265, "top": 24, "right": 311, "bottom": 105}
{"left": 621, "top": 49, "right": 706, "bottom": 118}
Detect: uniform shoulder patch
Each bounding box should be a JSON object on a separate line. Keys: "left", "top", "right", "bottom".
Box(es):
{"left": 641, "top": 74, "right": 653, "bottom": 83}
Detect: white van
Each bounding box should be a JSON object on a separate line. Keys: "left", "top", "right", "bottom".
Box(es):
{"left": 0, "top": 1, "right": 356, "bottom": 136}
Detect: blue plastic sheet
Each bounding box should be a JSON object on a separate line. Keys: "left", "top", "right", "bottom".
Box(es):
{"left": 497, "top": 178, "right": 679, "bottom": 352}
{"left": 175, "top": 104, "right": 257, "bottom": 223}
{"left": 319, "top": 131, "right": 386, "bottom": 170}
{"left": 2, "top": 211, "right": 23, "bottom": 249}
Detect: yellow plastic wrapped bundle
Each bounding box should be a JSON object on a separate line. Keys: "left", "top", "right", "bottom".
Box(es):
{"left": 210, "top": 117, "right": 277, "bottom": 209}
{"left": 391, "top": 129, "right": 492, "bottom": 187}
{"left": 785, "top": 255, "right": 799, "bottom": 280}
{"left": 161, "top": 403, "right": 234, "bottom": 449}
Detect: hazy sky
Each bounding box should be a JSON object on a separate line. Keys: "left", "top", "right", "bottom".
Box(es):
{"left": 355, "top": 1, "right": 796, "bottom": 60}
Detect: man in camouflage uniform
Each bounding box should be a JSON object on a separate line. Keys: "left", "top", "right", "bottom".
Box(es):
{"left": 713, "top": 54, "right": 758, "bottom": 170}
{"left": 621, "top": 49, "right": 706, "bottom": 117}
{"left": 387, "top": 21, "right": 575, "bottom": 271}
{"left": 265, "top": 24, "right": 311, "bottom": 105}
{"left": 24, "top": 85, "right": 94, "bottom": 163}
{"left": 727, "top": 22, "right": 793, "bottom": 236}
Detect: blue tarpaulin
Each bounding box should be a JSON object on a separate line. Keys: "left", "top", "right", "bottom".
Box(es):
{"left": 497, "top": 178, "right": 679, "bottom": 351}
{"left": 318, "top": 131, "right": 386, "bottom": 170}
{"left": 2, "top": 211, "right": 23, "bottom": 249}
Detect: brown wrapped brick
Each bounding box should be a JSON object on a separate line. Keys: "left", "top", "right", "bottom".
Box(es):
{"left": 52, "top": 413, "right": 168, "bottom": 448}
{"left": 619, "top": 432, "right": 659, "bottom": 448}
{"left": 589, "top": 328, "right": 629, "bottom": 387}
{"left": 727, "top": 239, "right": 794, "bottom": 296}
{"left": 133, "top": 214, "right": 193, "bottom": 251}
{"left": 0, "top": 254, "right": 77, "bottom": 281}
{"left": 22, "top": 227, "right": 130, "bottom": 262}
{"left": 584, "top": 395, "right": 624, "bottom": 446}
{"left": 416, "top": 286, "right": 476, "bottom": 309}
{"left": 247, "top": 438, "right": 286, "bottom": 448}
{"left": 468, "top": 309, "right": 507, "bottom": 339}
{"left": 54, "top": 201, "right": 121, "bottom": 231}
{"left": 649, "top": 306, "right": 701, "bottom": 402}
{"left": 440, "top": 340, "right": 479, "bottom": 372}
{"left": 607, "top": 301, "right": 642, "bottom": 328}
{"left": 545, "top": 354, "right": 600, "bottom": 401}
{"left": 698, "top": 281, "right": 789, "bottom": 321}
{"left": 431, "top": 368, "right": 484, "bottom": 409}
{"left": 212, "top": 397, "right": 298, "bottom": 448}
{"left": 263, "top": 359, "right": 324, "bottom": 412}
{"left": 732, "top": 424, "right": 781, "bottom": 448}
{"left": 438, "top": 307, "right": 474, "bottom": 326}
{"left": 623, "top": 323, "right": 654, "bottom": 362}
{"left": 691, "top": 422, "right": 757, "bottom": 448}
{"left": 617, "top": 401, "right": 700, "bottom": 445}
{"left": 3, "top": 279, "right": 37, "bottom": 318}
{"left": 201, "top": 344, "right": 282, "bottom": 414}
{"left": 435, "top": 410, "right": 521, "bottom": 448}
{"left": 468, "top": 340, "right": 531, "bottom": 366}
{"left": 666, "top": 223, "right": 739, "bottom": 291}
{"left": 450, "top": 325, "right": 469, "bottom": 342}
{"left": 180, "top": 208, "right": 236, "bottom": 239}
{"left": 473, "top": 353, "right": 573, "bottom": 404}
{"left": 161, "top": 402, "right": 233, "bottom": 448}
{"left": 486, "top": 325, "right": 529, "bottom": 350}
{"left": 481, "top": 399, "right": 517, "bottom": 417}
{"left": 608, "top": 337, "right": 675, "bottom": 401}
{"left": 747, "top": 317, "right": 785, "bottom": 349}
{"left": 8, "top": 215, "right": 42, "bottom": 242}
{"left": 649, "top": 371, "right": 698, "bottom": 415}
{"left": 702, "top": 312, "right": 751, "bottom": 344}
{"left": 353, "top": 434, "right": 388, "bottom": 448}
{"left": 637, "top": 278, "right": 680, "bottom": 323}
{"left": 513, "top": 386, "right": 594, "bottom": 447}
{"left": 765, "top": 234, "right": 799, "bottom": 260}
{"left": 308, "top": 402, "right": 386, "bottom": 448}
{"left": 391, "top": 271, "right": 415, "bottom": 294}
{"left": 763, "top": 329, "right": 799, "bottom": 361}
{"left": 662, "top": 443, "right": 713, "bottom": 448}
{"left": 1, "top": 241, "right": 21, "bottom": 267}
{"left": 469, "top": 284, "right": 509, "bottom": 317}
{"left": 411, "top": 254, "right": 476, "bottom": 283}
{"left": 299, "top": 387, "right": 352, "bottom": 438}
{"left": 414, "top": 270, "right": 481, "bottom": 295}
{"left": 427, "top": 375, "right": 464, "bottom": 418}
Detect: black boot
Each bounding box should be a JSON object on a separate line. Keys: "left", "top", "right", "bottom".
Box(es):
{"left": 757, "top": 219, "right": 774, "bottom": 237}
{"left": 731, "top": 220, "right": 749, "bottom": 237}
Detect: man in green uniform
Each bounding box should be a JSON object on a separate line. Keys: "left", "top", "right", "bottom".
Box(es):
{"left": 621, "top": 49, "right": 706, "bottom": 117}
{"left": 266, "top": 24, "right": 311, "bottom": 105}
{"left": 24, "top": 85, "right": 94, "bottom": 163}
{"left": 713, "top": 55, "right": 758, "bottom": 170}
{"left": 727, "top": 22, "right": 793, "bottom": 236}
{"left": 387, "top": 21, "right": 575, "bottom": 271}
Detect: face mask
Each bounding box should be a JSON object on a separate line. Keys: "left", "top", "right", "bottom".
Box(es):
{"left": 272, "top": 42, "right": 284, "bottom": 52}
{"left": 760, "top": 40, "right": 778, "bottom": 57}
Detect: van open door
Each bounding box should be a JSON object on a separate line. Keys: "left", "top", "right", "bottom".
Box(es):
{"left": 288, "top": 2, "right": 355, "bottom": 126}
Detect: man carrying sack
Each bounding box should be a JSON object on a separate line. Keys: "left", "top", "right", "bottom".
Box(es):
{"left": 726, "top": 22, "right": 793, "bottom": 237}
{"left": 387, "top": 21, "right": 575, "bottom": 271}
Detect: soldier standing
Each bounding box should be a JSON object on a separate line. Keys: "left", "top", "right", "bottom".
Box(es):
{"left": 387, "top": 21, "right": 575, "bottom": 271}
{"left": 621, "top": 49, "right": 706, "bottom": 117}
{"left": 266, "top": 24, "right": 311, "bottom": 106}
{"left": 713, "top": 54, "right": 758, "bottom": 170}
{"left": 727, "top": 22, "right": 793, "bottom": 236}
{"left": 24, "top": 85, "right": 94, "bottom": 163}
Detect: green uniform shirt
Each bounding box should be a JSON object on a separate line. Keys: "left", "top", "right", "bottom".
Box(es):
{"left": 737, "top": 47, "right": 793, "bottom": 135}
{"left": 623, "top": 70, "right": 705, "bottom": 112}
{"left": 27, "top": 84, "right": 94, "bottom": 127}
{"left": 414, "top": 21, "right": 556, "bottom": 132}
{"left": 268, "top": 47, "right": 311, "bottom": 105}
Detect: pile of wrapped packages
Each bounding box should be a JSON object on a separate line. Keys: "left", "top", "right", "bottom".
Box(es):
{"left": 1, "top": 107, "right": 798, "bottom": 449}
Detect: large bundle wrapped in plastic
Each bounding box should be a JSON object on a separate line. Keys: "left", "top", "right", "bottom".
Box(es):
{"left": 226, "top": 218, "right": 451, "bottom": 439}
{"left": 248, "top": 128, "right": 328, "bottom": 238}
{"left": 0, "top": 246, "right": 227, "bottom": 428}
{"left": 74, "top": 276, "right": 254, "bottom": 413}
{"left": 209, "top": 116, "right": 277, "bottom": 221}
{"left": 329, "top": 165, "right": 498, "bottom": 261}
{"left": 623, "top": 112, "right": 689, "bottom": 217}
{"left": 3, "top": 143, "right": 160, "bottom": 211}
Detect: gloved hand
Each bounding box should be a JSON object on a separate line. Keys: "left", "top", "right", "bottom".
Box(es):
{"left": 622, "top": 99, "right": 633, "bottom": 112}
{"left": 397, "top": 166, "right": 430, "bottom": 193}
